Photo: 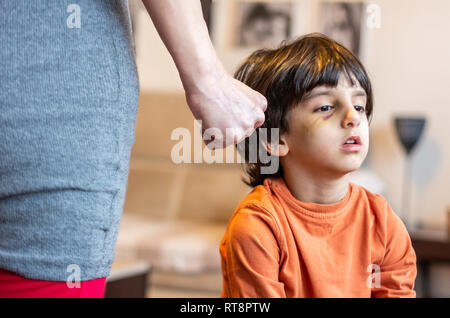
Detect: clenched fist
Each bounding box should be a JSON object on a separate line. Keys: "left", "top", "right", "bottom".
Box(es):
{"left": 142, "top": 0, "right": 267, "bottom": 149}
{"left": 185, "top": 65, "right": 267, "bottom": 150}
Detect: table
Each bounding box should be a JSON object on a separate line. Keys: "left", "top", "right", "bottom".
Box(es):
{"left": 409, "top": 227, "right": 450, "bottom": 298}
{"left": 104, "top": 259, "right": 152, "bottom": 298}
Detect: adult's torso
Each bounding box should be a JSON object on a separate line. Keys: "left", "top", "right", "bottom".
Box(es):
{"left": 0, "top": 0, "right": 140, "bottom": 281}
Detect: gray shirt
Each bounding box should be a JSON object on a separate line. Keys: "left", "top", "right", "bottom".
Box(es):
{"left": 0, "top": 0, "right": 139, "bottom": 281}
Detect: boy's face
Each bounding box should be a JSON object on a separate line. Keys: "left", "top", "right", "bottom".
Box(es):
{"left": 277, "top": 75, "right": 369, "bottom": 177}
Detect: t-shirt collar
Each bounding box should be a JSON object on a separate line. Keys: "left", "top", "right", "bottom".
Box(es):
{"left": 265, "top": 177, "right": 354, "bottom": 218}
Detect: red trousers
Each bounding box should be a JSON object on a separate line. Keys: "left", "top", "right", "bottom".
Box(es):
{"left": 0, "top": 268, "right": 106, "bottom": 298}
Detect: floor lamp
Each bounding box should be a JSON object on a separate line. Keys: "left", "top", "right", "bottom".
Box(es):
{"left": 394, "top": 116, "right": 426, "bottom": 230}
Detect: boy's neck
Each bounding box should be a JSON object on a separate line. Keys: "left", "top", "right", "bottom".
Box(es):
{"left": 282, "top": 165, "right": 351, "bottom": 205}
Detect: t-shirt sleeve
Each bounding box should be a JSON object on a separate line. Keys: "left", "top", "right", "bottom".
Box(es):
{"left": 220, "top": 206, "right": 286, "bottom": 298}
{"left": 371, "top": 203, "right": 417, "bottom": 298}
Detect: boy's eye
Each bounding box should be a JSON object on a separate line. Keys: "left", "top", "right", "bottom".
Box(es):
{"left": 315, "top": 105, "right": 333, "bottom": 112}
{"left": 314, "top": 105, "right": 366, "bottom": 113}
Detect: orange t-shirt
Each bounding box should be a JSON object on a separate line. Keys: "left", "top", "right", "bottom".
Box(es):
{"left": 220, "top": 177, "right": 417, "bottom": 298}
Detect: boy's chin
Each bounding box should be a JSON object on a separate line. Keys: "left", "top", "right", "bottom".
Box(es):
{"left": 317, "top": 164, "right": 361, "bottom": 179}
{"left": 343, "top": 163, "right": 363, "bottom": 174}
{"left": 332, "top": 161, "right": 363, "bottom": 176}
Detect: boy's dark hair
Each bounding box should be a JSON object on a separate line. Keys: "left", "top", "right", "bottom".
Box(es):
{"left": 235, "top": 33, "right": 374, "bottom": 187}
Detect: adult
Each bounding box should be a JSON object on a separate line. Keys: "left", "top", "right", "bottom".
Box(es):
{"left": 0, "top": 0, "right": 266, "bottom": 297}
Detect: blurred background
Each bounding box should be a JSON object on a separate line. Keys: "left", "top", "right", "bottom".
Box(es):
{"left": 108, "top": 0, "right": 450, "bottom": 298}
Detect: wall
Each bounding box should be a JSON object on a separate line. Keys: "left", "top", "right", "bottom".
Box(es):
{"left": 366, "top": 0, "right": 450, "bottom": 229}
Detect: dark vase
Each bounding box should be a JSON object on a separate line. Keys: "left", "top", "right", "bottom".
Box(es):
{"left": 394, "top": 117, "right": 426, "bottom": 155}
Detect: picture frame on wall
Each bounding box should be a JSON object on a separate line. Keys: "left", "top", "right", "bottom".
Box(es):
{"left": 317, "top": 1, "right": 364, "bottom": 57}
{"left": 234, "top": 1, "right": 293, "bottom": 49}
{"left": 211, "top": 0, "right": 310, "bottom": 51}
{"left": 210, "top": 0, "right": 310, "bottom": 73}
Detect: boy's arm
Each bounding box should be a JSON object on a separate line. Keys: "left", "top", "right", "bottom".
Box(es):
{"left": 220, "top": 207, "right": 286, "bottom": 298}
{"left": 141, "top": 0, "right": 267, "bottom": 149}
{"left": 371, "top": 205, "right": 417, "bottom": 298}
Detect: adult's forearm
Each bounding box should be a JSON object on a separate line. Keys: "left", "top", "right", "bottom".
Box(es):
{"left": 141, "top": 0, "right": 220, "bottom": 92}
{"left": 141, "top": 0, "right": 267, "bottom": 150}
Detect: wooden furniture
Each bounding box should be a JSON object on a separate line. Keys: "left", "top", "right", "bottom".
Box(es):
{"left": 104, "top": 260, "right": 152, "bottom": 298}
{"left": 409, "top": 227, "right": 450, "bottom": 298}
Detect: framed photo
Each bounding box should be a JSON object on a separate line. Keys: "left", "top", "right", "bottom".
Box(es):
{"left": 211, "top": 0, "right": 310, "bottom": 73}
{"left": 234, "top": 2, "right": 293, "bottom": 49}
{"left": 316, "top": 2, "right": 364, "bottom": 57}
{"left": 211, "top": 0, "right": 310, "bottom": 50}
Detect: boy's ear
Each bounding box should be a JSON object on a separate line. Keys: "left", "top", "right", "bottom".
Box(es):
{"left": 261, "top": 134, "right": 289, "bottom": 157}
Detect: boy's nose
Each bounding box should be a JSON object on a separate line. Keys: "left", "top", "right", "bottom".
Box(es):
{"left": 342, "top": 107, "right": 361, "bottom": 128}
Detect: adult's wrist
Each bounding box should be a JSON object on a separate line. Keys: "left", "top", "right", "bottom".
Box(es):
{"left": 180, "top": 54, "right": 226, "bottom": 95}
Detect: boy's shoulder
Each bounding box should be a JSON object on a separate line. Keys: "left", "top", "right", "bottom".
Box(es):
{"left": 226, "top": 181, "right": 283, "bottom": 231}
{"left": 351, "top": 182, "right": 387, "bottom": 206}
{"left": 350, "top": 182, "right": 403, "bottom": 226}
{"left": 225, "top": 182, "right": 284, "bottom": 244}
{"left": 234, "top": 181, "right": 276, "bottom": 214}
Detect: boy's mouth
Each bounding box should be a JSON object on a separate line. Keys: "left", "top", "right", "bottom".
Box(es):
{"left": 341, "top": 136, "right": 362, "bottom": 152}
{"left": 342, "top": 136, "right": 362, "bottom": 145}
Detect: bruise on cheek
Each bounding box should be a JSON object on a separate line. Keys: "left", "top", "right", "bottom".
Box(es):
{"left": 288, "top": 106, "right": 336, "bottom": 145}
{"left": 304, "top": 115, "right": 332, "bottom": 137}
{"left": 300, "top": 120, "right": 314, "bottom": 139}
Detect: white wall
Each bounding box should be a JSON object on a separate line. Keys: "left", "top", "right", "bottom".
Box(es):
{"left": 130, "top": 1, "right": 184, "bottom": 92}
{"left": 366, "top": 0, "right": 450, "bottom": 229}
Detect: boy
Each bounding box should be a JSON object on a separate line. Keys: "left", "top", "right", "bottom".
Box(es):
{"left": 219, "top": 34, "right": 417, "bottom": 298}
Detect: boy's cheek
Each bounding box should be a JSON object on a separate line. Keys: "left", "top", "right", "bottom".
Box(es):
{"left": 314, "top": 142, "right": 335, "bottom": 158}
